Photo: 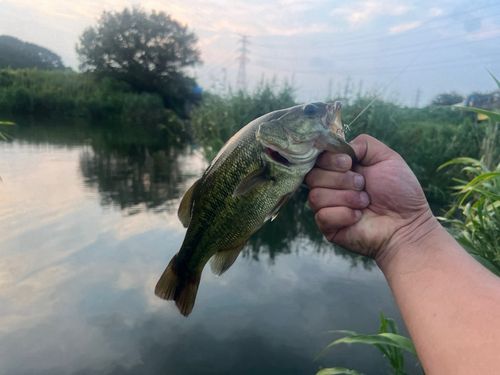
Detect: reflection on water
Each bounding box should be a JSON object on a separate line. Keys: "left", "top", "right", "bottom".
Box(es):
{"left": 79, "top": 145, "right": 201, "bottom": 215}
{"left": 0, "top": 125, "right": 416, "bottom": 374}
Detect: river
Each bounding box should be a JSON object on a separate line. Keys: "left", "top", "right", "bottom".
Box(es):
{"left": 0, "top": 124, "right": 419, "bottom": 374}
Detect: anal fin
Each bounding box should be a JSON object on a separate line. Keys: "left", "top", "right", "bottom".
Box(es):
{"left": 210, "top": 242, "right": 246, "bottom": 276}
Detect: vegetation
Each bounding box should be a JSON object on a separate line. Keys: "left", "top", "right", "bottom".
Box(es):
{"left": 76, "top": 7, "right": 200, "bottom": 111}
{"left": 0, "top": 35, "right": 65, "bottom": 71}
{"left": 0, "top": 121, "right": 15, "bottom": 140}
{"left": 0, "top": 68, "right": 185, "bottom": 145}
{"left": 430, "top": 92, "right": 464, "bottom": 106}
{"left": 438, "top": 74, "right": 500, "bottom": 276}
{"left": 316, "top": 312, "right": 422, "bottom": 375}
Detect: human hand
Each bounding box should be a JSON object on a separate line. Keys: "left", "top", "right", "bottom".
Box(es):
{"left": 306, "top": 134, "right": 439, "bottom": 268}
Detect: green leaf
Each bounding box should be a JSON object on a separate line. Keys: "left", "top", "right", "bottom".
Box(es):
{"left": 378, "top": 333, "right": 418, "bottom": 357}
{"left": 323, "top": 333, "right": 418, "bottom": 358}
{"left": 452, "top": 106, "right": 500, "bottom": 122}
{"left": 460, "top": 173, "right": 500, "bottom": 193}
{"left": 438, "top": 157, "right": 484, "bottom": 171}
{"left": 316, "top": 368, "right": 364, "bottom": 375}
{"left": 326, "top": 330, "right": 358, "bottom": 336}
{"left": 487, "top": 70, "right": 500, "bottom": 90}
{"left": 0, "top": 121, "right": 16, "bottom": 125}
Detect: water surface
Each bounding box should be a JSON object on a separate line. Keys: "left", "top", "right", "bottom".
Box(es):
{"left": 0, "top": 125, "right": 418, "bottom": 374}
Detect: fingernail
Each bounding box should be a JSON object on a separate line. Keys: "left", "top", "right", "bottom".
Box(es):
{"left": 360, "top": 191, "right": 370, "bottom": 205}
{"left": 334, "top": 155, "right": 348, "bottom": 169}
{"left": 354, "top": 210, "right": 362, "bottom": 219}
{"left": 354, "top": 174, "right": 365, "bottom": 189}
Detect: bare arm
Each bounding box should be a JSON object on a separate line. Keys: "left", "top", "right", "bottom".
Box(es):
{"left": 306, "top": 134, "right": 500, "bottom": 374}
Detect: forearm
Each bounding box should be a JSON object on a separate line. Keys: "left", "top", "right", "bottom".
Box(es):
{"left": 379, "top": 222, "right": 500, "bottom": 374}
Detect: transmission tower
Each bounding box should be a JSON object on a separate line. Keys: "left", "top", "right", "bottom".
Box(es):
{"left": 414, "top": 88, "right": 422, "bottom": 107}
{"left": 236, "top": 35, "right": 249, "bottom": 90}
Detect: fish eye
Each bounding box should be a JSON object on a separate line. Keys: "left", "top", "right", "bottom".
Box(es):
{"left": 303, "top": 104, "right": 318, "bottom": 116}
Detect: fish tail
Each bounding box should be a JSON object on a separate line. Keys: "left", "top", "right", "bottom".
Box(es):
{"left": 155, "top": 254, "right": 201, "bottom": 317}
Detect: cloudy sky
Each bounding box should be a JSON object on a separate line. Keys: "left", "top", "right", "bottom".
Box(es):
{"left": 1, "top": 0, "right": 499, "bottom": 105}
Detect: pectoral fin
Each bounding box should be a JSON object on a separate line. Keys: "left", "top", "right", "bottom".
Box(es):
{"left": 265, "top": 193, "right": 293, "bottom": 222}
{"left": 178, "top": 179, "right": 199, "bottom": 228}
{"left": 210, "top": 242, "right": 246, "bottom": 276}
{"left": 232, "top": 166, "right": 270, "bottom": 197}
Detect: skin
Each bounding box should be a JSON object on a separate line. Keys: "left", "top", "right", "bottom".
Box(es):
{"left": 306, "top": 134, "right": 500, "bottom": 374}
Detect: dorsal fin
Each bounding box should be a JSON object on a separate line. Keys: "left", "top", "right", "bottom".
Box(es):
{"left": 232, "top": 166, "right": 270, "bottom": 197}
{"left": 177, "top": 179, "right": 199, "bottom": 228}
{"left": 210, "top": 242, "right": 246, "bottom": 276}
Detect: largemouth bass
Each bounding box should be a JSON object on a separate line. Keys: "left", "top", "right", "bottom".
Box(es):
{"left": 155, "top": 101, "right": 356, "bottom": 316}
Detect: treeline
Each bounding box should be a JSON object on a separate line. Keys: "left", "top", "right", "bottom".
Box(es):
{"left": 0, "top": 68, "right": 185, "bottom": 143}
{"left": 0, "top": 7, "right": 201, "bottom": 129}
{"left": 0, "top": 35, "right": 65, "bottom": 71}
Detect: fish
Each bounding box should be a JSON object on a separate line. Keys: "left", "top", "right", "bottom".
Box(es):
{"left": 155, "top": 101, "right": 356, "bottom": 316}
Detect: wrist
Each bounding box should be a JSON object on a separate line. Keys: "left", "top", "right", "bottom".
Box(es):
{"left": 375, "top": 209, "right": 443, "bottom": 275}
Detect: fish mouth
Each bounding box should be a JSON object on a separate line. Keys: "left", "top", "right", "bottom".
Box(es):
{"left": 322, "top": 101, "right": 345, "bottom": 137}
{"left": 261, "top": 139, "right": 321, "bottom": 166}
{"left": 264, "top": 147, "right": 292, "bottom": 167}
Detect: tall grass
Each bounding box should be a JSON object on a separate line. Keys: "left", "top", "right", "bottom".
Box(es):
{"left": 438, "top": 73, "right": 500, "bottom": 275}
{"left": 0, "top": 68, "right": 183, "bottom": 143}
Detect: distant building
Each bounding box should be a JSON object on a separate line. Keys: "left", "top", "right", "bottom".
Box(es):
{"left": 466, "top": 91, "right": 500, "bottom": 121}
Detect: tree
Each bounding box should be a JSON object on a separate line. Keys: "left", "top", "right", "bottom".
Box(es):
{"left": 0, "top": 35, "right": 65, "bottom": 70}
{"left": 76, "top": 7, "right": 201, "bottom": 108}
{"left": 431, "top": 92, "right": 464, "bottom": 106}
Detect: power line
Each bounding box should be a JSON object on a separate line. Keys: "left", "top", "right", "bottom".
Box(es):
{"left": 248, "top": 54, "right": 500, "bottom": 76}
{"left": 251, "top": 3, "right": 500, "bottom": 51}
{"left": 250, "top": 22, "right": 500, "bottom": 63}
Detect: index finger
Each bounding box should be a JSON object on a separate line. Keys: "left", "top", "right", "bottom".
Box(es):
{"left": 316, "top": 152, "right": 353, "bottom": 172}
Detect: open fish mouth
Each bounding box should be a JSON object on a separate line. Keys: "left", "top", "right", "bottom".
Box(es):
{"left": 261, "top": 138, "right": 321, "bottom": 166}
{"left": 322, "top": 101, "right": 345, "bottom": 137}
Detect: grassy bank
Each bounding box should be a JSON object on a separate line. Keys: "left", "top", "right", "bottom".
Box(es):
{"left": 0, "top": 68, "right": 185, "bottom": 144}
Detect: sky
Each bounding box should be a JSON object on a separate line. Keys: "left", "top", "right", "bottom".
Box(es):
{"left": 0, "top": 0, "right": 499, "bottom": 106}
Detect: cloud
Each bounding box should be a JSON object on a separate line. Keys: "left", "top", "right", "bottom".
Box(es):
{"left": 465, "top": 26, "right": 500, "bottom": 41}
{"left": 330, "top": 0, "right": 413, "bottom": 26}
{"left": 266, "top": 22, "right": 335, "bottom": 36}
{"left": 389, "top": 21, "right": 421, "bottom": 34}
{"left": 428, "top": 8, "right": 443, "bottom": 17}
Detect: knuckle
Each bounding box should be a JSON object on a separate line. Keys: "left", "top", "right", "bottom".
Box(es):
{"left": 345, "top": 192, "right": 356, "bottom": 206}
{"left": 315, "top": 209, "right": 329, "bottom": 226}
{"left": 308, "top": 188, "right": 321, "bottom": 206}
{"left": 305, "top": 169, "right": 319, "bottom": 186}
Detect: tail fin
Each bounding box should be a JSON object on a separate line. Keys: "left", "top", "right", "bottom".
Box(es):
{"left": 155, "top": 254, "right": 202, "bottom": 317}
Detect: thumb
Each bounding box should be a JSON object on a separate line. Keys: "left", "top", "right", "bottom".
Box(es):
{"left": 350, "top": 134, "right": 399, "bottom": 167}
